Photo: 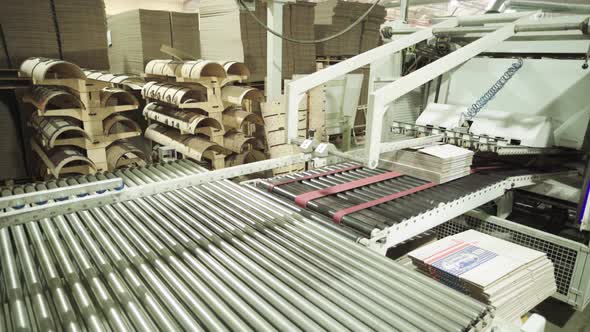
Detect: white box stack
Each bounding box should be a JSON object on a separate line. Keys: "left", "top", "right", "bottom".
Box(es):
{"left": 408, "top": 230, "right": 557, "bottom": 322}
{"left": 386, "top": 144, "right": 474, "bottom": 184}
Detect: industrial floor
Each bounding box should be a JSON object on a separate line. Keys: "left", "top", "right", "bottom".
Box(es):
{"left": 538, "top": 298, "right": 590, "bottom": 332}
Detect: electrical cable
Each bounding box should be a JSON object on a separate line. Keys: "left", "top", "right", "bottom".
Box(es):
{"left": 235, "top": 0, "right": 382, "bottom": 44}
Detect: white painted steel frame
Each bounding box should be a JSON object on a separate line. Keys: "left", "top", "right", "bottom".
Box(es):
{"left": 286, "top": 12, "right": 541, "bottom": 168}
{"left": 0, "top": 153, "right": 313, "bottom": 228}
{"left": 0, "top": 178, "right": 123, "bottom": 209}
{"left": 266, "top": 0, "right": 286, "bottom": 99}
{"left": 360, "top": 171, "right": 577, "bottom": 255}
{"left": 286, "top": 19, "right": 458, "bottom": 143}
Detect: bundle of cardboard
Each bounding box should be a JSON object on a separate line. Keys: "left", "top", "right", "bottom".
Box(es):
{"left": 315, "top": 1, "right": 386, "bottom": 57}
{"left": 1, "top": 0, "right": 108, "bottom": 69}
{"left": 1, "top": 0, "right": 61, "bottom": 67}
{"left": 409, "top": 230, "right": 556, "bottom": 322}
{"left": 108, "top": 9, "right": 200, "bottom": 75}
{"left": 53, "top": 0, "right": 109, "bottom": 69}
{"left": 199, "top": 0, "right": 317, "bottom": 82}
{"left": 386, "top": 144, "right": 474, "bottom": 184}
{"left": 199, "top": 0, "right": 244, "bottom": 62}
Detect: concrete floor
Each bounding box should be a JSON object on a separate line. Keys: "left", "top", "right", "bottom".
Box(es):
{"left": 535, "top": 298, "right": 590, "bottom": 332}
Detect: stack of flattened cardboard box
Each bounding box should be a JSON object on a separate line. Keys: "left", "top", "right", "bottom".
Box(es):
{"left": 170, "top": 12, "right": 201, "bottom": 58}
{"left": 199, "top": 0, "right": 317, "bottom": 82}
{"left": 108, "top": 9, "right": 201, "bottom": 75}
{"left": 1, "top": 0, "right": 60, "bottom": 67}
{"left": 409, "top": 230, "right": 556, "bottom": 322}
{"left": 1, "top": 0, "right": 109, "bottom": 69}
{"left": 53, "top": 0, "right": 109, "bottom": 69}
{"left": 199, "top": 0, "right": 245, "bottom": 62}
{"left": 385, "top": 144, "right": 474, "bottom": 184}
{"left": 315, "top": 1, "right": 386, "bottom": 57}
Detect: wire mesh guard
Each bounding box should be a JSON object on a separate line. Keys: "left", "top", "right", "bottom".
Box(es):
{"left": 434, "top": 215, "right": 578, "bottom": 297}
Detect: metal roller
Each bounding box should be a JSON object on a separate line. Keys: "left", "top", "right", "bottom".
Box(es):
{"left": 261, "top": 163, "right": 513, "bottom": 237}
{"left": 0, "top": 159, "right": 493, "bottom": 331}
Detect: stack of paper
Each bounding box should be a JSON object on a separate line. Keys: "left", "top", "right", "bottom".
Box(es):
{"left": 408, "top": 230, "right": 556, "bottom": 322}
{"left": 53, "top": 0, "right": 109, "bottom": 69}
{"left": 386, "top": 144, "right": 474, "bottom": 184}
{"left": 108, "top": 9, "right": 200, "bottom": 75}
{"left": 1, "top": 0, "right": 60, "bottom": 67}
{"left": 315, "top": 1, "right": 386, "bottom": 56}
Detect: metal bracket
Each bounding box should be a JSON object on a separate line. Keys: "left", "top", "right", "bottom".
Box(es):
{"left": 0, "top": 178, "right": 123, "bottom": 209}
{"left": 0, "top": 153, "right": 313, "bottom": 228}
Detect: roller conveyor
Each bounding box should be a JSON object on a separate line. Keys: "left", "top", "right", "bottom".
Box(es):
{"left": 260, "top": 163, "right": 572, "bottom": 253}
{"left": 0, "top": 160, "right": 494, "bottom": 331}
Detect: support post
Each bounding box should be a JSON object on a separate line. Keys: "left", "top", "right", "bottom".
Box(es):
{"left": 400, "top": 0, "right": 410, "bottom": 23}
{"left": 267, "top": 1, "right": 284, "bottom": 99}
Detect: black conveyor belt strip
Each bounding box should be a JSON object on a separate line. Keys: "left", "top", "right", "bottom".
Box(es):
{"left": 262, "top": 164, "right": 509, "bottom": 237}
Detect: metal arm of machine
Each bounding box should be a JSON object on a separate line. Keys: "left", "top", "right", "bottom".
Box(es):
{"left": 285, "top": 19, "right": 459, "bottom": 143}
{"left": 285, "top": 12, "right": 540, "bottom": 168}
{"left": 365, "top": 13, "right": 590, "bottom": 169}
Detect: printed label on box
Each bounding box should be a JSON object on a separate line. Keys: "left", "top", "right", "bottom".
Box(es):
{"left": 431, "top": 245, "right": 497, "bottom": 276}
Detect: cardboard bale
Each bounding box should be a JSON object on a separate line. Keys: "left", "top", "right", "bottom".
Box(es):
{"left": 53, "top": 0, "right": 109, "bottom": 69}
{"left": 200, "top": 0, "right": 316, "bottom": 83}
{"left": 315, "top": 1, "right": 386, "bottom": 57}
{"left": 1, "top": 0, "right": 60, "bottom": 67}
{"left": 108, "top": 9, "right": 200, "bottom": 75}
{"left": 170, "top": 12, "right": 201, "bottom": 59}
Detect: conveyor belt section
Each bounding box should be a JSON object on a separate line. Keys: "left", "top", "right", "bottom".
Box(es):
{"left": 261, "top": 163, "right": 508, "bottom": 238}
{"left": 0, "top": 160, "right": 493, "bottom": 331}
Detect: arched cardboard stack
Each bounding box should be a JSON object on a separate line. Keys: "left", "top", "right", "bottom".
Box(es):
{"left": 20, "top": 57, "right": 146, "bottom": 177}
{"left": 142, "top": 59, "right": 265, "bottom": 169}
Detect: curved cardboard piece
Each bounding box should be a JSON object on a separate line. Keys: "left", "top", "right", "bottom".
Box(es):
{"left": 24, "top": 86, "right": 85, "bottom": 112}
{"left": 219, "top": 61, "right": 250, "bottom": 80}
{"left": 30, "top": 114, "right": 88, "bottom": 148}
{"left": 145, "top": 59, "right": 227, "bottom": 80}
{"left": 222, "top": 107, "right": 264, "bottom": 131}
{"left": 144, "top": 59, "right": 184, "bottom": 77}
{"left": 224, "top": 131, "right": 258, "bottom": 153}
{"left": 226, "top": 149, "right": 267, "bottom": 167}
{"left": 20, "top": 57, "right": 86, "bottom": 81}
{"left": 106, "top": 141, "right": 146, "bottom": 169}
{"left": 143, "top": 102, "right": 222, "bottom": 135}
{"left": 145, "top": 124, "right": 228, "bottom": 161}
{"left": 142, "top": 81, "right": 205, "bottom": 106}
{"left": 83, "top": 70, "right": 145, "bottom": 90}
{"left": 221, "top": 86, "right": 263, "bottom": 106}
{"left": 103, "top": 114, "right": 142, "bottom": 135}
{"left": 32, "top": 142, "right": 97, "bottom": 177}
{"left": 180, "top": 60, "right": 227, "bottom": 80}
{"left": 101, "top": 88, "right": 140, "bottom": 107}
